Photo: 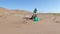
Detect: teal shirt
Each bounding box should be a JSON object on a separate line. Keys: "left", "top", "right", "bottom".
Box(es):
{"left": 33, "top": 8, "right": 37, "bottom": 13}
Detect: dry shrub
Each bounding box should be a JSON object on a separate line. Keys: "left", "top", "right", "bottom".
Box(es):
{"left": 0, "top": 13, "right": 4, "bottom": 17}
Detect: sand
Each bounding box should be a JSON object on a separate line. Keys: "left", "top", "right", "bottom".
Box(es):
{"left": 0, "top": 8, "right": 60, "bottom": 34}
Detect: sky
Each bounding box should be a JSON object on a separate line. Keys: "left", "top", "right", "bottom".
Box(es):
{"left": 0, "top": 0, "right": 60, "bottom": 13}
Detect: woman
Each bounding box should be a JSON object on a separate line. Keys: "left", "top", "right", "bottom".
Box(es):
{"left": 30, "top": 8, "right": 37, "bottom": 20}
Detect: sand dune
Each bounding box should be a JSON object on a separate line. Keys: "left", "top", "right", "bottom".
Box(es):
{"left": 0, "top": 7, "right": 60, "bottom": 34}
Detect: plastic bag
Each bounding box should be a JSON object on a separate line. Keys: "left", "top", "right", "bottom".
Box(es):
{"left": 34, "top": 16, "right": 40, "bottom": 22}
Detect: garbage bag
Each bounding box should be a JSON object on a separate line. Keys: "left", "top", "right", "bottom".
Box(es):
{"left": 34, "top": 16, "right": 40, "bottom": 22}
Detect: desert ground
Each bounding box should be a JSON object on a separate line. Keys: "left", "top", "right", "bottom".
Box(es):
{"left": 0, "top": 8, "right": 60, "bottom": 34}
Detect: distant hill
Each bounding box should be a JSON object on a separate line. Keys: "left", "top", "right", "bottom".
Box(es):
{"left": 0, "top": 7, "right": 32, "bottom": 15}
{"left": 0, "top": 7, "right": 60, "bottom": 16}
